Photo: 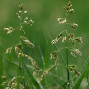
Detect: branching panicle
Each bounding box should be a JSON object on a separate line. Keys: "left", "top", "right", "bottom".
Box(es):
{"left": 3, "top": 3, "right": 39, "bottom": 89}
{"left": 50, "top": 1, "right": 83, "bottom": 88}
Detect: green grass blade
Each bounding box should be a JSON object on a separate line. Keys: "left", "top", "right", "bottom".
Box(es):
{"left": 82, "top": 56, "right": 89, "bottom": 72}
{"left": 24, "top": 64, "right": 44, "bottom": 89}
{"left": 4, "top": 57, "right": 19, "bottom": 68}
{"left": 72, "top": 63, "right": 89, "bottom": 89}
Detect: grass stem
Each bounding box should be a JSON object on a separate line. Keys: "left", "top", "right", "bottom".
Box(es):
{"left": 66, "top": 39, "right": 70, "bottom": 89}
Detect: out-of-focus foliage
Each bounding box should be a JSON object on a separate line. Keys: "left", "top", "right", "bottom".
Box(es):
{"left": 0, "top": 0, "right": 89, "bottom": 89}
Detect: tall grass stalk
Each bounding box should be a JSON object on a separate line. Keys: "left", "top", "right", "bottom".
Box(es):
{"left": 50, "top": 1, "right": 83, "bottom": 89}
{"left": 2, "top": 3, "right": 37, "bottom": 89}
{"left": 65, "top": 38, "right": 70, "bottom": 89}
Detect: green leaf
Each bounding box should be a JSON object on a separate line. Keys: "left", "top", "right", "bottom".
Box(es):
{"left": 72, "top": 63, "right": 89, "bottom": 89}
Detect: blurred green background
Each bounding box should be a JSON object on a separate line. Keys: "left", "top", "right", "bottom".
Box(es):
{"left": 0, "top": 0, "right": 89, "bottom": 89}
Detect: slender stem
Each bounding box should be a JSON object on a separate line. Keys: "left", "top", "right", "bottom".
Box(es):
{"left": 18, "top": 54, "right": 26, "bottom": 88}
{"left": 87, "top": 71, "right": 89, "bottom": 89}
{"left": 18, "top": 33, "right": 26, "bottom": 88}
{"left": 18, "top": 12, "right": 26, "bottom": 87}
{"left": 65, "top": 39, "right": 70, "bottom": 89}
{"left": 22, "top": 58, "right": 26, "bottom": 89}
{"left": 18, "top": 57, "right": 22, "bottom": 75}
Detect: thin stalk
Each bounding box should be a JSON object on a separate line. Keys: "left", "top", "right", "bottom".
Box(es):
{"left": 17, "top": 57, "right": 22, "bottom": 89}
{"left": 18, "top": 54, "right": 26, "bottom": 88}
{"left": 18, "top": 57, "right": 22, "bottom": 75}
{"left": 87, "top": 71, "right": 89, "bottom": 89}
{"left": 65, "top": 39, "right": 70, "bottom": 89}
{"left": 18, "top": 17, "right": 26, "bottom": 87}
{"left": 22, "top": 57, "right": 26, "bottom": 89}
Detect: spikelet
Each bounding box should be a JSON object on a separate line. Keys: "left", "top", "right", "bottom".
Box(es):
{"left": 41, "top": 65, "right": 55, "bottom": 80}
{"left": 1, "top": 82, "right": 7, "bottom": 86}
{"left": 62, "top": 36, "right": 66, "bottom": 43}
{"left": 55, "top": 57, "right": 59, "bottom": 69}
{"left": 19, "top": 3, "right": 23, "bottom": 10}
{"left": 1, "top": 75, "right": 7, "bottom": 80}
{"left": 57, "top": 18, "right": 67, "bottom": 24}
{"left": 4, "top": 27, "right": 14, "bottom": 34}
{"left": 28, "top": 19, "right": 34, "bottom": 26}
{"left": 50, "top": 51, "right": 58, "bottom": 59}
{"left": 15, "top": 43, "right": 23, "bottom": 53}
{"left": 69, "top": 9, "right": 74, "bottom": 13}
{"left": 68, "top": 33, "right": 75, "bottom": 40}
{"left": 71, "top": 48, "right": 82, "bottom": 57}
{"left": 64, "top": 1, "right": 72, "bottom": 11}
{"left": 5, "top": 47, "right": 12, "bottom": 54}
{"left": 51, "top": 33, "right": 62, "bottom": 45}
{"left": 75, "top": 37, "right": 82, "bottom": 43}
{"left": 71, "top": 23, "right": 78, "bottom": 29}
{"left": 2, "top": 76, "right": 24, "bottom": 89}
{"left": 20, "top": 36, "right": 34, "bottom": 48}
{"left": 68, "top": 65, "right": 81, "bottom": 77}
{"left": 18, "top": 53, "right": 39, "bottom": 71}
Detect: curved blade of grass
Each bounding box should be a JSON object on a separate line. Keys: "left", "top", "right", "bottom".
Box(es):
{"left": 72, "top": 63, "right": 89, "bottom": 89}
{"left": 3, "top": 56, "right": 19, "bottom": 68}
{"left": 82, "top": 56, "right": 89, "bottom": 72}
{"left": 24, "top": 64, "right": 44, "bottom": 89}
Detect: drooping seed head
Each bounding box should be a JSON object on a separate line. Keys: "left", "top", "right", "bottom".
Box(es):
{"left": 71, "top": 23, "right": 78, "bottom": 29}
{"left": 69, "top": 9, "right": 74, "bottom": 13}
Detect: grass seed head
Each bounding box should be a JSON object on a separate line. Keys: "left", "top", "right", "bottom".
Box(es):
{"left": 1, "top": 82, "right": 7, "bottom": 86}
{"left": 75, "top": 37, "right": 83, "bottom": 43}
{"left": 19, "top": 4, "right": 23, "bottom": 10}
{"left": 5, "top": 47, "right": 12, "bottom": 54}
{"left": 41, "top": 65, "right": 54, "bottom": 80}
{"left": 28, "top": 19, "right": 34, "bottom": 26}
{"left": 62, "top": 36, "right": 66, "bottom": 43}
{"left": 50, "top": 51, "right": 58, "bottom": 59}
{"left": 57, "top": 18, "right": 67, "bottom": 24}
{"left": 68, "top": 1, "right": 72, "bottom": 8}
{"left": 24, "top": 11, "right": 27, "bottom": 14}
{"left": 1, "top": 75, "right": 7, "bottom": 80}
{"left": 71, "top": 23, "right": 78, "bottom": 29}
{"left": 4, "top": 27, "right": 14, "bottom": 34}
{"left": 71, "top": 49, "right": 82, "bottom": 57}
{"left": 69, "top": 9, "right": 74, "bottom": 13}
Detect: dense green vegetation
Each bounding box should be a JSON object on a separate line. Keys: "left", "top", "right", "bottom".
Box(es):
{"left": 0, "top": 0, "right": 89, "bottom": 89}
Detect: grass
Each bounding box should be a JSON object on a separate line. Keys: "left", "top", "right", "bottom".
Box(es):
{"left": 0, "top": 1, "right": 89, "bottom": 89}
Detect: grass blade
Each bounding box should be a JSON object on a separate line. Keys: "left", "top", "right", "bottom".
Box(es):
{"left": 72, "top": 63, "right": 89, "bottom": 89}
{"left": 24, "top": 64, "right": 43, "bottom": 89}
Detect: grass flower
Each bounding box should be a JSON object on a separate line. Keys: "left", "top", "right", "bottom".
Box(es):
{"left": 5, "top": 47, "right": 12, "bottom": 54}
{"left": 4, "top": 27, "right": 14, "bottom": 34}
